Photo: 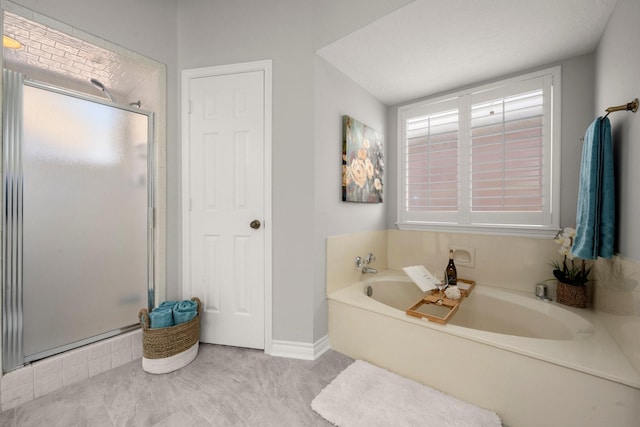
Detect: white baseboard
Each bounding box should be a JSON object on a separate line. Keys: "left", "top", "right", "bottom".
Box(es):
{"left": 270, "top": 335, "right": 330, "bottom": 361}
{"left": 313, "top": 335, "right": 331, "bottom": 358}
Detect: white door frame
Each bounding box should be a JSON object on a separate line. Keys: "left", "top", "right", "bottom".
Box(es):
{"left": 181, "top": 60, "right": 272, "bottom": 354}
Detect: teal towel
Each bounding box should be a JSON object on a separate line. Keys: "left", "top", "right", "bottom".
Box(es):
{"left": 149, "top": 308, "right": 174, "bottom": 328}
{"left": 573, "top": 117, "right": 615, "bottom": 259}
{"left": 173, "top": 300, "right": 198, "bottom": 325}
{"left": 155, "top": 300, "right": 178, "bottom": 310}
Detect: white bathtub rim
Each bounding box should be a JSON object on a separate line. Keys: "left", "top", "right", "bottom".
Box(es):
{"left": 330, "top": 270, "right": 640, "bottom": 389}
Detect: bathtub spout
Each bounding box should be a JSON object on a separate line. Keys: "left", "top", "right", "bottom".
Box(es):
{"left": 362, "top": 266, "right": 378, "bottom": 274}
{"left": 535, "top": 283, "right": 552, "bottom": 302}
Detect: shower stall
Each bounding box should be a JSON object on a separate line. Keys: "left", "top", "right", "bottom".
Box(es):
{"left": 2, "top": 69, "right": 154, "bottom": 372}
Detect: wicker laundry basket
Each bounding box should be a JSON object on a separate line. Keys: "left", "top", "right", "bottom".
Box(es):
{"left": 138, "top": 297, "right": 201, "bottom": 374}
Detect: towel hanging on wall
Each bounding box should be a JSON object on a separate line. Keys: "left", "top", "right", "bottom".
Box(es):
{"left": 572, "top": 117, "right": 614, "bottom": 259}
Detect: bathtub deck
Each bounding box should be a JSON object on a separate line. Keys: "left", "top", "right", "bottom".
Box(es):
{"left": 328, "top": 270, "right": 640, "bottom": 427}
{"left": 330, "top": 271, "right": 640, "bottom": 388}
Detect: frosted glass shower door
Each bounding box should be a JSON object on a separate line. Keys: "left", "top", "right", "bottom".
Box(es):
{"left": 21, "top": 84, "right": 151, "bottom": 361}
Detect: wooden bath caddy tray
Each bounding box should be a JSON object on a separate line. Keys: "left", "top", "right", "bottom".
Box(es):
{"left": 405, "top": 279, "right": 475, "bottom": 324}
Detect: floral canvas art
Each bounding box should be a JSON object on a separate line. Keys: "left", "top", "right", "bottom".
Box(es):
{"left": 342, "top": 115, "right": 384, "bottom": 203}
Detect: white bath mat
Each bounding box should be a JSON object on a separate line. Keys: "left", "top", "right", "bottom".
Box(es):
{"left": 312, "top": 360, "right": 501, "bottom": 427}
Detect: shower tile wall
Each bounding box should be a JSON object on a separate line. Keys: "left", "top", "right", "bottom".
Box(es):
{"left": 33, "top": 357, "right": 62, "bottom": 398}
{"left": 0, "top": 329, "right": 142, "bottom": 412}
{"left": 3, "top": 11, "right": 155, "bottom": 98}
{"left": 0, "top": 365, "right": 33, "bottom": 412}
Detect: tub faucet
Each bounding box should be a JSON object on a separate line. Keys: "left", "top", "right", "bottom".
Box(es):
{"left": 356, "top": 253, "right": 377, "bottom": 274}
{"left": 362, "top": 266, "right": 378, "bottom": 274}
{"left": 535, "top": 283, "right": 552, "bottom": 302}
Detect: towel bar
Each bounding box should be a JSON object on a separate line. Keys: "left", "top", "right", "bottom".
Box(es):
{"left": 603, "top": 98, "right": 638, "bottom": 118}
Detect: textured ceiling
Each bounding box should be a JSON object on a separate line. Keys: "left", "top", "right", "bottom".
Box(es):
{"left": 3, "top": 11, "right": 155, "bottom": 102}
{"left": 4, "top": 1, "right": 618, "bottom": 106}
{"left": 317, "top": 0, "right": 619, "bottom": 106}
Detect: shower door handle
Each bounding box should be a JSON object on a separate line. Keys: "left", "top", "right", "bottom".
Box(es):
{"left": 250, "top": 220, "right": 261, "bottom": 230}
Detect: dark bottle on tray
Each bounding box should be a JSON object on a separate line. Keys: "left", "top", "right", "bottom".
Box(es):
{"left": 444, "top": 249, "right": 457, "bottom": 287}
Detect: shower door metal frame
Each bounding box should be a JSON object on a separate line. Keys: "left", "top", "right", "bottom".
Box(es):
{"left": 1, "top": 77, "right": 155, "bottom": 372}
{"left": 2, "top": 69, "right": 25, "bottom": 372}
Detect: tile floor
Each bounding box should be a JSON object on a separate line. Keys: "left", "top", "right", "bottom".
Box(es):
{"left": 0, "top": 344, "right": 353, "bottom": 426}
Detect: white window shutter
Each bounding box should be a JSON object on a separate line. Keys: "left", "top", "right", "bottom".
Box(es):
{"left": 398, "top": 67, "right": 560, "bottom": 235}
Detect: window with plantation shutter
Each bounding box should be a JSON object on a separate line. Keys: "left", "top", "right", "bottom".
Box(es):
{"left": 406, "top": 107, "right": 459, "bottom": 212}
{"left": 398, "top": 67, "right": 560, "bottom": 236}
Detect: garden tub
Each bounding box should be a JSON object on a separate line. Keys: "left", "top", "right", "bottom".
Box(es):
{"left": 327, "top": 270, "right": 640, "bottom": 427}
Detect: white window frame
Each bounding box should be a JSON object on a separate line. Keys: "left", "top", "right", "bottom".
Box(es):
{"left": 396, "top": 66, "right": 561, "bottom": 238}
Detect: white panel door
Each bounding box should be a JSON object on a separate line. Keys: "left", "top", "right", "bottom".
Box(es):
{"left": 186, "top": 70, "right": 265, "bottom": 349}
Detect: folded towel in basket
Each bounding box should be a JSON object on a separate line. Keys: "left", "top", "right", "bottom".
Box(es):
{"left": 149, "top": 308, "right": 174, "bottom": 328}
{"left": 173, "top": 300, "right": 198, "bottom": 325}
{"left": 156, "top": 300, "right": 179, "bottom": 310}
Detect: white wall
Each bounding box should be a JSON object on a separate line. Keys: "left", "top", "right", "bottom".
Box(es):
{"left": 385, "top": 53, "right": 596, "bottom": 230}
{"left": 593, "top": 0, "right": 640, "bottom": 374}
{"left": 0, "top": 0, "right": 414, "bottom": 350}
{"left": 8, "top": 0, "right": 627, "bottom": 352}
{"left": 177, "top": 0, "right": 406, "bottom": 344}
{"left": 313, "top": 56, "right": 387, "bottom": 340}
{"left": 178, "top": 0, "right": 316, "bottom": 343}
{"left": 596, "top": 0, "right": 640, "bottom": 262}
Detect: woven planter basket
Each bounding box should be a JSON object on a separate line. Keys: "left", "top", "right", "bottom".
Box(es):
{"left": 139, "top": 297, "right": 201, "bottom": 373}
{"left": 556, "top": 282, "right": 587, "bottom": 308}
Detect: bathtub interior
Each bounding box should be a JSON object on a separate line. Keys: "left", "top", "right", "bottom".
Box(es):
{"left": 363, "top": 279, "right": 422, "bottom": 311}
{"left": 363, "top": 276, "right": 590, "bottom": 340}
{"left": 449, "top": 291, "right": 573, "bottom": 339}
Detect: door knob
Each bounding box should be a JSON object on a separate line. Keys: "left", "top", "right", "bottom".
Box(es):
{"left": 250, "top": 220, "right": 261, "bottom": 229}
